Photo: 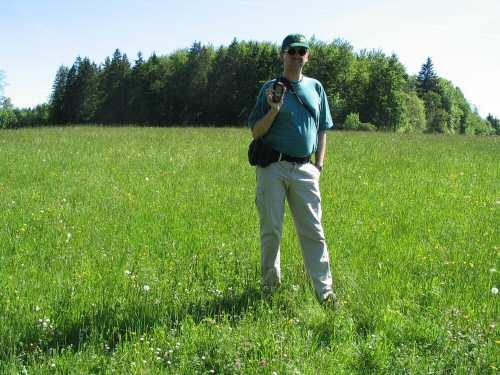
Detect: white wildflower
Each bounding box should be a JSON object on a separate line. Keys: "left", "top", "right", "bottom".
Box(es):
{"left": 143, "top": 285, "right": 150, "bottom": 292}
{"left": 210, "top": 289, "right": 222, "bottom": 297}
{"left": 492, "top": 287, "right": 499, "bottom": 295}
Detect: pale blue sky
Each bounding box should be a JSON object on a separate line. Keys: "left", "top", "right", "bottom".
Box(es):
{"left": 1, "top": 0, "right": 499, "bottom": 117}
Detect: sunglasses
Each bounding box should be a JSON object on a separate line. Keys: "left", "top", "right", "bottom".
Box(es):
{"left": 286, "top": 47, "right": 308, "bottom": 56}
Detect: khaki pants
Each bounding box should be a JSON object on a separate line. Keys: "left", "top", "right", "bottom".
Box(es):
{"left": 255, "top": 160, "right": 333, "bottom": 300}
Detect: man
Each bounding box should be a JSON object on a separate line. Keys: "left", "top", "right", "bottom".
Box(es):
{"left": 248, "top": 34, "right": 337, "bottom": 305}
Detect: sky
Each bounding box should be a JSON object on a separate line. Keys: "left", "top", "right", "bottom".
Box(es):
{"left": 1, "top": 0, "right": 499, "bottom": 118}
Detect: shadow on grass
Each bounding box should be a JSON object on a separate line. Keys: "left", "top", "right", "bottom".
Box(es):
{"left": 9, "top": 287, "right": 262, "bottom": 361}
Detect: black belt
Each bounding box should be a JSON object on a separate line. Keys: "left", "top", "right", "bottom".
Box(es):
{"left": 274, "top": 151, "right": 311, "bottom": 164}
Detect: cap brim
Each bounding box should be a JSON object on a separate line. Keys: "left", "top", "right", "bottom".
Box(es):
{"left": 288, "top": 42, "right": 309, "bottom": 49}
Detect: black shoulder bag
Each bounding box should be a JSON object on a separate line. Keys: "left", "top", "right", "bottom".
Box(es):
{"left": 248, "top": 137, "right": 276, "bottom": 167}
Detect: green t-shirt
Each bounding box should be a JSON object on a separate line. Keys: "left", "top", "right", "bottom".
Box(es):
{"left": 248, "top": 76, "right": 334, "bottom": 157}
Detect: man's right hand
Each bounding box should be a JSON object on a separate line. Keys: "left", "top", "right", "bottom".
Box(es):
{"left": 251, "top": 86, "right": 285, "bottom": 140}
{"left": 266, "top": 87, "right": 284, "bottom": 112}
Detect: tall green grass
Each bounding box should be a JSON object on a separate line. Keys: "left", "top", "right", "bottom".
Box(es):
{"left": 0, "top": 127, "right": 498, "bottom": 373}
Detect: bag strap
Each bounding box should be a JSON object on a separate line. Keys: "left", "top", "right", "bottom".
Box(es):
{"left": 278, "top": 76, "right": 318, "bottom": 130}
{"left": 278, "top": 76, "right": 321, "bottom": 156}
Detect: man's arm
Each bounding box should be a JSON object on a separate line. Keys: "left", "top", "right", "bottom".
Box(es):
{"left": 251, "top": 87, "right": 283, "bottom": 139}
{"left": 252, "top": 107, "right": 279, "bottom": 139}
{"left": 314, "top": 131, "right": 327, "bottom": 171}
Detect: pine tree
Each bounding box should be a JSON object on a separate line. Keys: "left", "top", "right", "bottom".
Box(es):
{"left": 62, "top": 59, "right": 80, "bottom": 123}
{"left": 76, "top": 58, "right": 99, "bottom": 123}
{"left": 96, "top": 49, "right": 131, "bottom": 123}
{"left": 183, "top": 42, "right": 214, "bottom": 123}
{"left": 49, "top": 65, "right": 69, "bottom": 123}
{"left": 486, "top": 114, "right": 500, "bottom": 135}
{"left": 128, "top": 52, "right": 146, "bottom": 123}
{"left": 416, "top": 57, "right": 439, "bottom": 94}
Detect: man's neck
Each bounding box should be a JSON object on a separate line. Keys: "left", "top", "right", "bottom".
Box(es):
{"left": 283, "top": 69, "right": 303, "bottom": 82}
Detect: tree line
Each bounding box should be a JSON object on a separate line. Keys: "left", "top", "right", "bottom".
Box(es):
{"left": 1, "top": 39, "right": 498, "bottom": 134}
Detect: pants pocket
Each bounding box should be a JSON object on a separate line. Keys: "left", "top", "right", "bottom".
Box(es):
{"left": 305, "top": 162, "right": 320, "bottom": 179}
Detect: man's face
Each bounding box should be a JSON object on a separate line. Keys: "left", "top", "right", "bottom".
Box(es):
{"left": 282, "top": 47, "right": 309, "bottom": 70}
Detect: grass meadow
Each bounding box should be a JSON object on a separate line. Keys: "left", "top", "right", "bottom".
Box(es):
{"left": 0, "top": 127, "right": 498, "bottom": 374}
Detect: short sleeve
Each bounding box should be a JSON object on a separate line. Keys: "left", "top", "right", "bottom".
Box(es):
{"left": 318, "top": 85, "right": 334, "bottom": 131}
